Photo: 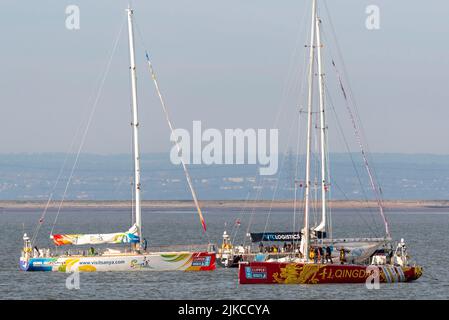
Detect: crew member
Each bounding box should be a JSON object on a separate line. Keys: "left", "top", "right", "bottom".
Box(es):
{"left": 339, "top": 248, "right": 346, "bottom": 264}
{"left": 325, "top": 246, "right": 333, "bottom": 263}
{"left": 314, "top": 247, "right": 319, "bottom": 263}
{"left": 143, "top": 238, "right": 148, "bottom": 251}
{"left": 318, "top": 247, "right": 324, "bottom": 264}
{"left": 309, "top": 247, "right": 315, "bottom": 262}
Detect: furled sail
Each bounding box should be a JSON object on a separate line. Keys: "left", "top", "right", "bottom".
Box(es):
{"left": 51, "top": 224, "right": 140, "bottom": 246}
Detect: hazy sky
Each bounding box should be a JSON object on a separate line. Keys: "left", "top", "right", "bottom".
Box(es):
{"left": 1, "top": 0, "right": 448, "bottom": 155}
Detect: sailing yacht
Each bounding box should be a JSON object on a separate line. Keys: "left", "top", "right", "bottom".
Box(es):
{"left": 19, "top": 7, "right": 215, "bottom": 272}
{"left": 238, "top": 0, "right": 422, "bottom": 284}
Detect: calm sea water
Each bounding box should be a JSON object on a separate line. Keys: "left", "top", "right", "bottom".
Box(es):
{"left": 0, "top": 207, "right": 448, "bottom": 300}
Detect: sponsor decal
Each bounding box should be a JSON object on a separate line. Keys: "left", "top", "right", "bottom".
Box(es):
{"left": 317, "top": 267, "right": 369, "bottom": 280}
{"left": 250, "top": 232, "right": 301, "bottom": 242}
{"left": 192, "top": 256, "right": 211, "bottom": 267}
{"left": 130, "top": 257, "right": 153, "bottom": 269}
{"left": 79, "top": 260, "right": 125, "bottom": 266}
{"left": 31, "top": 258, "right": 56, "bottom": 266}
{"left": 266, "top": 234, "right": 300, "bottom": 241}
{"left": 245, "top": 266, "right": 267, "bottom": 279}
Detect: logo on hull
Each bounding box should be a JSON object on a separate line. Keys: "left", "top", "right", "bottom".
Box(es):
{"left": 192, "top": 256, "right": 211, "bottom": 267}
{"left": 245, "top": 266, "right": 267, "bottom": 279}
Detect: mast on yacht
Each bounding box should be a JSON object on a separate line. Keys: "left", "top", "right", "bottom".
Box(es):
{"left": 315, "top": 3, "right": 328, "bottom": 236}
{"left": 303, "top": 0, "right": 317, "bottom": 261}
{"left": 127, "top": 7, "right": 143, "bottom": 249}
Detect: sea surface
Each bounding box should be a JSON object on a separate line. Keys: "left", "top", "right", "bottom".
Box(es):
{"left": 0, "top": 207, "right": 448, "bottom": 300}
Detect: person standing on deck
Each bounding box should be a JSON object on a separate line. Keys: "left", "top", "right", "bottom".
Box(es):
{"left": 318, "top": 247, "right": 324, "bottom": 264}
{"left": 314, "top": 247, "right": 319, "bottom": 263}
{"left": 325, "top": 246, "right": 333, "bottom": 263}
{"left": 143, "top": 238, "right": 148, "bottom": 251}
{"left": 339, "top": 248, "right": 346, "bottom": 264}
{"left": 309, "top": 246, "right": 316, "bottom": 262}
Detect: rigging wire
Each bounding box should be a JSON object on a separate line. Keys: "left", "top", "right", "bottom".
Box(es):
{"left": 320, "top": 61, "right": 381, "bottom": 235}
{"left": 333, "top": 63, "right": 390, "bottom": 237}
{"left": 30, "top": 119, "right": 84, "bottom": 247}
{"left": 292, "top": 108, "right": 303, "bottom": 235}
{"left": 132, "top": 15, "right": 211, "bottom": 241}
{"left": 231, "top": 191, "right": 251, "bottom": 245}
{"left": 242, "top": 3, "right": 311, "bottom": 238}
{"left": 320, "top": 41, "right": 383, "bottom": 234}
{"left": 322, "top": 0, "right": 389, "bottom": 236}
{"left": 50, "top": 16, "right": 127, "bottom": 236}
{"left": 146, "top": 54, "right": 209, "bottom": 236}
{"left": 312, "top": 108, "right": 320, "bottom": 227}
{"left": 292, "top": 47, "right": 310, "bottom": 246}
{"left": 324, "top": 82, "right": 382, "bottom": 237}
{"left": 243, "top": 185, "right": 264, "bottom": 247}
{"left": 248, "top": 1, "right": 316, "bottom": 245}
{"left": 258, "top": 7, "right": 312, "bottom": 238}
{"left": 293, "top": 115, "right": 307, "bottom": 248}
{"left": 261, "top": 109, "right": 301, "bottom": 237}
{"left": 325, "top": 106, "right": 333, "bottom": 238}
{"left": 131, "top": 177, "right": 135, "bottom": 228}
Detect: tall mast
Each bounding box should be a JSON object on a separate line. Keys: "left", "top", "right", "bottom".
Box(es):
{"left": 127, "top": 7, "right": 142, "bottom": 247}
{"left": 303, "top": 0, "right": 317, "bottom": 261}
{"left": 315, "top": 6, "right": 327, "bottom": 235}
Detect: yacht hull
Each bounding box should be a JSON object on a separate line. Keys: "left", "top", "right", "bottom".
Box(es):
{"left": 238, "top": 261, "right": 422, "bottom": 284}
{"left": 20, "top": 251, "right": 215, "bottom": 272}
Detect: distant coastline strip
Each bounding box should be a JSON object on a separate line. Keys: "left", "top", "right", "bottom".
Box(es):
{"left": 1, "top": 200, "right": 449, "bottom": 210}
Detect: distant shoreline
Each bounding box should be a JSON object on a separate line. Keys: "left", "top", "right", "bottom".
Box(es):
{"left": 1, "top": 200, "right": 448, "bottom": 210}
